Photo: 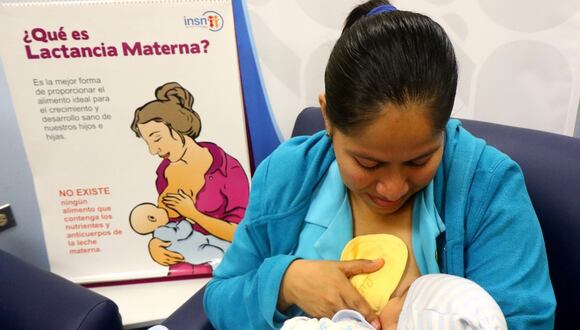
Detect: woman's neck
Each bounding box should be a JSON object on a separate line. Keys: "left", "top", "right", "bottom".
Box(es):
{"left": 350, "top": 192, "right": 415, "bottom": 237}
{"left": 180, "top": 138, "right": 211, "bottom": 167}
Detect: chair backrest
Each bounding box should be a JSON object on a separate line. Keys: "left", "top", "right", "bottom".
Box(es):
{"left": 0, "top": 249, "right": 123, "bottom": 330}
{"left": 292, "top": 107, "right": 580, "bottom": 329}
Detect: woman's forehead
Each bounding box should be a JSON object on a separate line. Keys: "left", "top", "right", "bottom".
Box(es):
{"left": 339, "top": 108, "right": 442, "bottom": 159}
{"left": 138, "top": 120, "right": 168, "bottom": 134}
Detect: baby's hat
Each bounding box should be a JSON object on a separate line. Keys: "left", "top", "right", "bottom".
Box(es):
{"left": 397, "top": 274, "right": 507, "bottom": 330}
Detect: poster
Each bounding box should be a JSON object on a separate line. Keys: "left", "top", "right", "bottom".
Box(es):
{"left": 0, "top": 0, "right": 251, "bottom": 284}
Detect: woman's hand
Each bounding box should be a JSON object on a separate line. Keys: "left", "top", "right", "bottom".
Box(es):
{"left": 148, "top": 237, "right": 185, "bottom": 266}
{"left": 162, "top": 189, "right": 198, "bottom": 219}
{"left": 279, "top": 259, "right": 384, "bottom": 329}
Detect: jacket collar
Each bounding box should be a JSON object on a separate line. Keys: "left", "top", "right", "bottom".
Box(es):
{"left": 304, "top": 162, "right": 353, "bottom": 260}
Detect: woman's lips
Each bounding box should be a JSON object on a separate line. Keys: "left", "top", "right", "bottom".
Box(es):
{"left": 368, "top": 193, "right": 402, "bottom": 208}
{"left": 161, "top": 152, "right": 170, "bottom": 159}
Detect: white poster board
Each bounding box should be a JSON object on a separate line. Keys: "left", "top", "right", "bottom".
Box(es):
{"left": 0, "top": 0, "right": 251, "bottom": 284}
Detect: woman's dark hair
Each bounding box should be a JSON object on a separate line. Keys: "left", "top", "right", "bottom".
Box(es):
{"left": 325, "top": 0, "right": 458, "bottom": 133}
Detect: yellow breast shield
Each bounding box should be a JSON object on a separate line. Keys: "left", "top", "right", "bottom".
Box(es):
{"left": 340, "top": 234, "right": 408, "bottom": 312}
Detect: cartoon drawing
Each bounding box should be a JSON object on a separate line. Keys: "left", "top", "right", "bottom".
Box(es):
{"left": 129, "top": 202, "right": 230, "bottom": 269}
{"left": 130, "top": 82, "right": 249, "bottom": 276}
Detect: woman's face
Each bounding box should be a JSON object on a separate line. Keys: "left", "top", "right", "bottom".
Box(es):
{"left": 328, "top": 103, "right": 444, "bottom": 216}
{"left": 137, "top": 120, "right": 186, "bottom": 163}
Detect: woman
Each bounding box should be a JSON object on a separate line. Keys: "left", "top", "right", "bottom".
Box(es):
{"left": 131, "top": 82, "right": 249, "bottom": 275}
{"left": 204, "top": 1, "right": 555, "bottom": 329}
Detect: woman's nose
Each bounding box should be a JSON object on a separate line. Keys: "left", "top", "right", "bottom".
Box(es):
{"left": 147, "top": 144, "right": 159, "bottom": 156}
{"left": 375, "top": 173, "right": 409, "bottom": 202}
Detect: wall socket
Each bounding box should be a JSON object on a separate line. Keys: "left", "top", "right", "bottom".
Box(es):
{"left": 0, "top": 204, "right": 16, "bottom": 233}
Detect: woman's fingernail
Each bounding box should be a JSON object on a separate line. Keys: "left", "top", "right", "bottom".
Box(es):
{"left": 371, "top": 319, "right": 381, "bottom": 329}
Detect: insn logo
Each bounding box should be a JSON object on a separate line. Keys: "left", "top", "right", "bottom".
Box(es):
{"left": 183, "top": 11, "right": 224, "bottom": 32}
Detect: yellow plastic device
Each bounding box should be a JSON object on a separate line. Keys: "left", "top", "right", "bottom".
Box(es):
{"left": 340, "top": 234, "right": 408, "bottom": 312}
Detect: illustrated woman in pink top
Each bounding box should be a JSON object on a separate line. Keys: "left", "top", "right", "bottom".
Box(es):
{"left": 131, "top": 82, "right": 250, "bottom": 276}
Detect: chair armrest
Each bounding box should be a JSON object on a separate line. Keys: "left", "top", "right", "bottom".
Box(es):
{"left": 0, "top": 249, "right": 123, "bottom": 330}
{"left": 162, "top": 285, "right": 214, "bottom": 330}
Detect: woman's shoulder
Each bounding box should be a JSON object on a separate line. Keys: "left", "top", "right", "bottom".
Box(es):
{"left": 438, "top": 119, "right": 523, "bottom": 205}
{"left": 245, "top": 131, "right": 336, "bottom": 222}
{"left": 444, "top": 119, "right": 516, "bottom": 173}
{"left": 256, "top": 131, "right": 334, "bottom": 178}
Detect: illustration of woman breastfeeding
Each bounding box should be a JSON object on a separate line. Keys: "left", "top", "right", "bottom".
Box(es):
{"left": 130, "top": 82, "right": 249, "bottom": 276}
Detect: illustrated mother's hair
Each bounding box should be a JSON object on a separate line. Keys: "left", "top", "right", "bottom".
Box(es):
{"left": 131, "top": 82, "right": 202, "bottom": 140}
{"left": 325, "top": 0, "right": 458, "bottom": 133}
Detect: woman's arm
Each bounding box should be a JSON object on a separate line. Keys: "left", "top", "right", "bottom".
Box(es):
{"left": 463, "top": 157, "right": 555, "bottom": 330}
{"left": 204, "top": 219, "right": 301, "bottom": 329}
{"left": 204, "top": 221, "right": 383, "bottom": 330}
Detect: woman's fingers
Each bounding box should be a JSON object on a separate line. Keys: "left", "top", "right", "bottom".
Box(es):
{"left": 164, "top": 249, "right": 184, "bottom": 261}
{"left": 162, "top": 195, "right": 183, "bottom": 209}
{"left": 337, "top": 259, "right": 384, "bottom": 328}
{"left": 307, "top": 294, "right": 346, "bottom": 318}
{"left": 340, "top": 281, "right": 381, "bottom": 329}
{"left": 159, "top": 249, "right": 184, "bottom": 265}
{"left": 162, "top": 194, "right": 183, "bottom": 202}
{"left": 280, "top": 259, "right": 384, "bottom": 327}
{"left": 157, "top": 239, "right": 172, "bottom": 247}
{"left": 149, "top": 238, "right": 184, "bottom": 265}
{"left": 338, "top": 258, "right": 384, "bottom": 278}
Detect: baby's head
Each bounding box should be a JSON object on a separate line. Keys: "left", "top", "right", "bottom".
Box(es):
{"left": 379, "top": 274, "right": 508, "bottom": 330}
{"left": 129, "top": 203, "right": 169, "bottom": 234}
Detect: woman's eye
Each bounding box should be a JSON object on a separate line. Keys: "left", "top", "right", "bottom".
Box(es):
{"left": 154, "top": 138, "right": 161, "bottom": 143}
{"left": 356, "top": 158, "right": 380, "bottom": 170}
{"left": 407, "top": 157, "right": 430, "bottom": 167}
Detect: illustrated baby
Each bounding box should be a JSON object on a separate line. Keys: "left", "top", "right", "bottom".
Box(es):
{"left": 129, "top": 202, "right": 230, "bottom": 269}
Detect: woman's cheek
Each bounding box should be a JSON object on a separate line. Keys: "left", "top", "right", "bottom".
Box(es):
{"left": 341, "top": 166, "right": 374, "bottom": 191}
{"left": 408, "top": 164, "right": 439, "bottom": 190}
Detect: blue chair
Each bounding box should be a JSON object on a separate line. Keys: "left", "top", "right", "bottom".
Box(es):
{"left": 0, "top": 249, "right": 123, "bottom": 330}
{"left": 164, "top": 107, "right": 580, "bottom": 329}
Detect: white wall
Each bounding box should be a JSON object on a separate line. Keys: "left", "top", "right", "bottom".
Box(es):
{"left": 246, "top": 0, "right": 580, "bottom": 139}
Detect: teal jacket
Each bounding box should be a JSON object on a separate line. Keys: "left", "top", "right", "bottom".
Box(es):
{"left": 204, "top": 119, "right": 555, "bottom": 330}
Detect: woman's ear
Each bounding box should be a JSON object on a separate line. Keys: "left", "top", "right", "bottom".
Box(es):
{"left": 318, "top": 93, "right": 333, "bottom": 137}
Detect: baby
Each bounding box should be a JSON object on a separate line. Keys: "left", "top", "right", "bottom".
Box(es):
{"left": 129, "top": 202, "right": 230, "bottom": 268}
{"left": 283, "top": 274, "right": 507, "bottom": 330}
{"left": 282, "top": 235, "right": 507, "bottom": 330}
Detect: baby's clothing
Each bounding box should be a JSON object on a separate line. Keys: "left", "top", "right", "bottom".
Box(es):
{"left": 282, "top": 310, "right": 374, "bottom": 330}
{"left": 282, "top": 274, "right": 507, "bottom": 330}
{"left": 154, "top": 220, "right": 230, "bottom": 268}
